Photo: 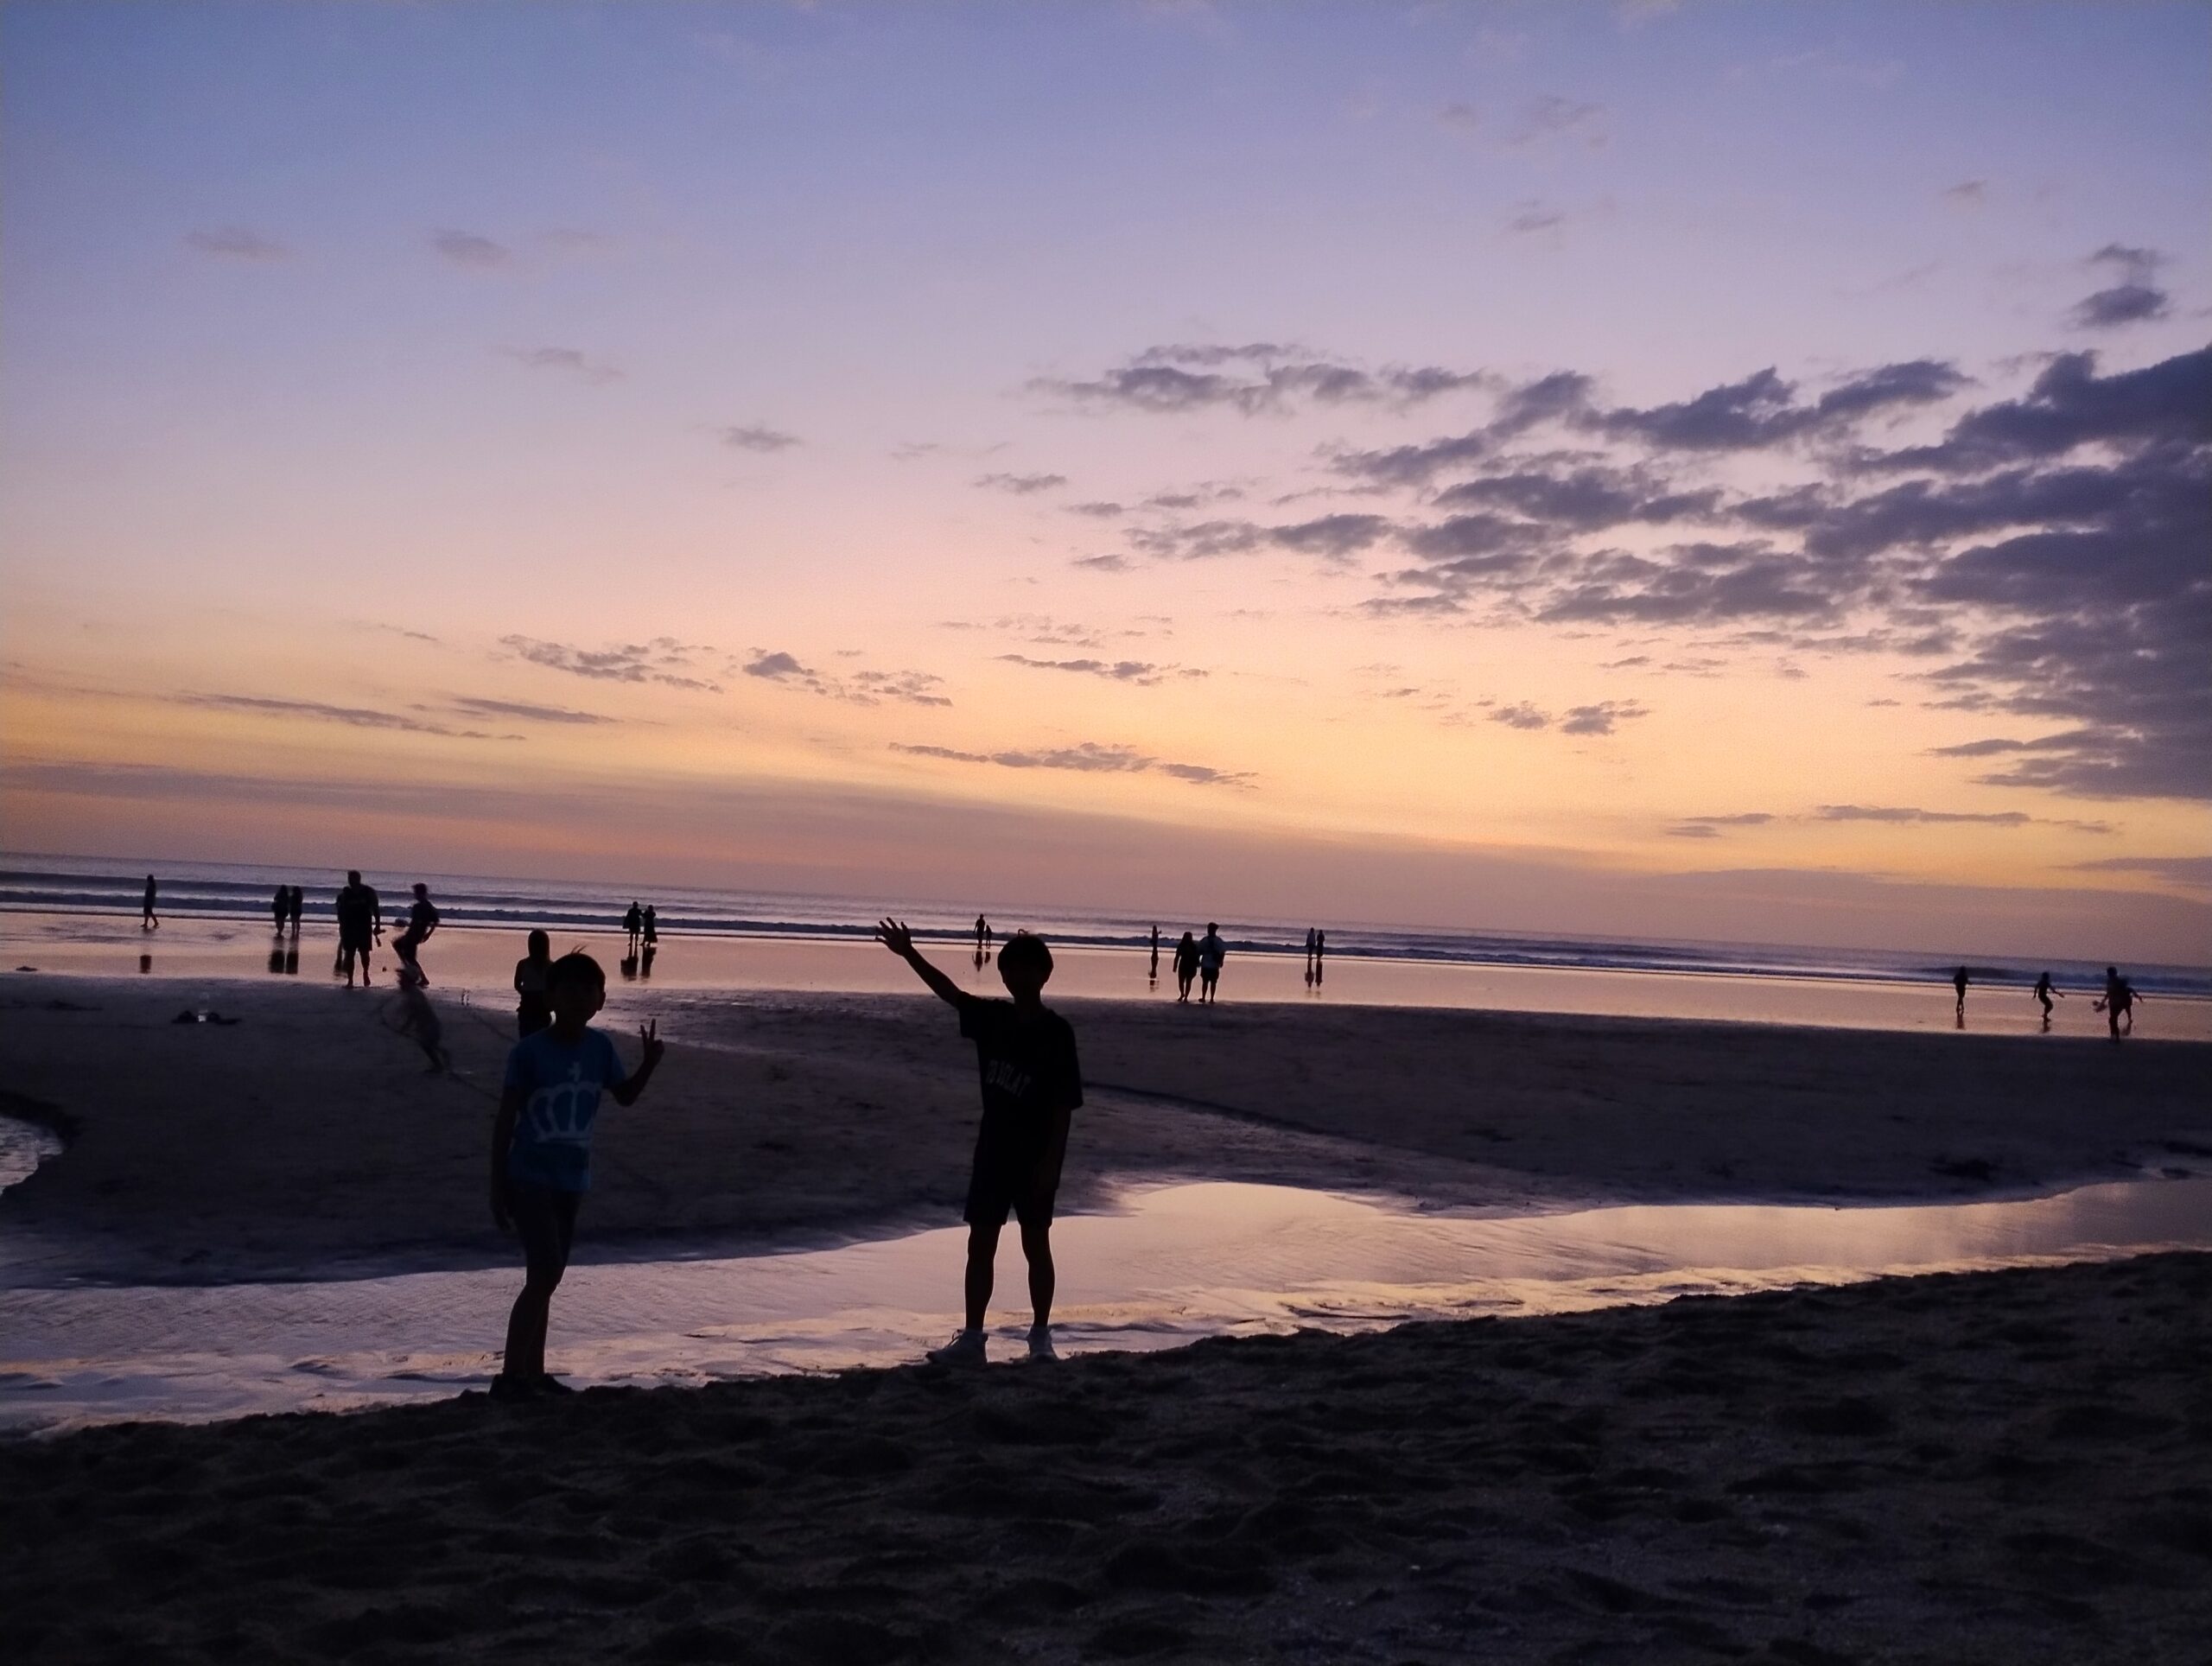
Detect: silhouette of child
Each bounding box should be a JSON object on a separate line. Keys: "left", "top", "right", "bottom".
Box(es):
{"left": 514, "top": 929, "right": 554, "bottom": 1037}
{"left": 489, "top": 952, "right": 664, "bottom": 1398}
{"left": 877, "top": 919, "right": 1081, "bottom": 1365}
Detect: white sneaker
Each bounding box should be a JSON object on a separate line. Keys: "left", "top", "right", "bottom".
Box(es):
{"left": 926, "top": 1329, "right": 987, "bottom": 1367}
{"left": 1026, "top": 1326, "right": 1058, "bottom": 1362}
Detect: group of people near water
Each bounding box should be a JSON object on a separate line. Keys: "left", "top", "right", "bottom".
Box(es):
{"left": 1146, "top": 923, "right": 1228, "bottom": 1003}
{"left": 1952, "top": 963, "right": 2144, "bottom": 1041}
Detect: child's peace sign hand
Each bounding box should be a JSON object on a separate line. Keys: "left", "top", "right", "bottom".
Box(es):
{"left": 639, "top": 1019, "right": 664, "bottom": 1070}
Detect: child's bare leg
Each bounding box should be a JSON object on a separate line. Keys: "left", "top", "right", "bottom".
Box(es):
{"left": 1019, "top": 1221, "right": 1055, "bottom": 1328}
{"left": 503, "top": 1273, "right": 557, "bottom": 1381}
{"left": 963, "top": 1221, "right": 1001, "bottom": 1332}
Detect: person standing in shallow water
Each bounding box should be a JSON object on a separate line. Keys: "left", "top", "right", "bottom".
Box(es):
{"left": 1198, "top": 923, "right": 1227, "bottom": 1004}
{"left": 287, "top": 886, "right": 304, "bottom": 936}
{"left": 623, "top": 900, "right": 643, "bottom": 958}
{"left": 271, "top": 887, "right": 289, "bottom": 935}
{"left": 2033, "top": 970, "right": 2062, "bottom": 1028}
{"left": 1148, "top": 925, "right": 1160, "bottom": 986}
{"left": 141, "top": 874, "right": 159, "bottom": 930}
{"left": 1953, "top": 965, "right": 1970, "bottom": 1021}
{"left": 513, "top": 930, "right": 554, "bottom": 1037}
{"left": 1173, "top": 931, "right": 1198, "bottom": 1002}
{"left": 877, "top": 919, "right": 1081, "bottom": 1366}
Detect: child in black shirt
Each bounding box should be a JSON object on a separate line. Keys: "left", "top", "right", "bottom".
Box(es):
{"left": 876, "top": 918, "right": 1082, "bottom": 1364}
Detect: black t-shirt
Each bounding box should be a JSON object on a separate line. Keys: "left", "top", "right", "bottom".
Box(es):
{"left": 956, "top": 995, "right": 1082, "bottom": 1145}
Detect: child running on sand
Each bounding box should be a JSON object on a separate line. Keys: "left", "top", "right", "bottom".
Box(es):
{"left": 876, "top": 918, "right": 1081, "bottom": 1365}
{"left": 488, "top": 951, "right": 664, "bottom": 1399}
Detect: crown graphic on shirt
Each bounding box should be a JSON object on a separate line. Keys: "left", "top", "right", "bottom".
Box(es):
{"left": 529, "top": 1072, "right": 594, "bottom": 1141}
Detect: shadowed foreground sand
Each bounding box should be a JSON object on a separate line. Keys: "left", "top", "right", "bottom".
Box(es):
{"left": 4, "top": 1253, "right": 2207, "bottom": 1664}
{"left": 3, "top": 976, "right": 2208, "bottom": 1284}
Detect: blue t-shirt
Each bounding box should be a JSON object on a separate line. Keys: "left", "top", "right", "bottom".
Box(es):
{"left": 503, "top": 1027, "right": 629, "bottom": 1192}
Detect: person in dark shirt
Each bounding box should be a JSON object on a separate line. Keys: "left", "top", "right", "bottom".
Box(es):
{"left": 1953, "top": 964, "right": 1969, "bottom": 1020}
{"left": 877, "top": 917, "right": 1081, "bottom": 1365}
{"left": 393, "top": 882, "right": 440, "bottom": 986}
{"left": 141, "top": 874, "right": 159, "bottom": 931}
{"left": 288, "top": 885, "right": 305, "bottom": 935}
{"left": 2032, "top": 970, "right": 2062, "bottom": 1027}
{"left": 334, "top": 870, "right": 380, "bottom": 988}
{"left": 272, "top": 886, "right": 290, "bottom": 935}
{"left": 1173, "top": 930, "right": 1198, "bottom": 1002}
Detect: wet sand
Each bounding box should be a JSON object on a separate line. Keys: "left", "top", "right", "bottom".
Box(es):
{"left": 4, "top": 1251, "right": 2207, "bottom": 1663}
{"left": 2, "top": 976, "right": 2208, "bottom": 1286}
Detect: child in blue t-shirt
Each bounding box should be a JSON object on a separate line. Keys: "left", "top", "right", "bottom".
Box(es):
{"left": 488, "top": 951, "right": 664, "bottom": 1399}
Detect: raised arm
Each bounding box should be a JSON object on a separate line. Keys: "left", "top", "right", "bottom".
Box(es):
{"left": 875, "top": 918, "right": 964, "bottom": 1008}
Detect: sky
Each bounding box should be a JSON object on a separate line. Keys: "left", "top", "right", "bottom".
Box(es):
{"left": 2, "top": 1, "right": 2208, "bottom": 960}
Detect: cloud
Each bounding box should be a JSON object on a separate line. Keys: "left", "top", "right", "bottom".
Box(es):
{"left": 2069, "top": 244, "right": 2170, "bottom": 330}
{"left": 890, "top": 740, "right": 1251, "bottom": 786}
{"left": 498, "top": 347, "right": 622, "bottom": 386}
{"left": 1503, "top": 95, "right": 1607, "bottom": 151}
{"left": 501, "top": 635, "right": 721, "bottom": 691}
{"left": 745, "top": 651, "right": 949, "bottom": 707}
{"left": 1072, "top": 553, "right": 1132, "bottom": 572}
{"left": 1130, "top": 513, "right": 1392, "bottom": 563}
{"left": 1438, "top": 102, "right": 1482, "bottom": 133}
{"left": 975, "top": 472, "right": 1067, "bottom": 494}
{"left": 431, "top": 228, "right": 510, "bottom": 269}
{"left": 1941, "top": 180, "right": 1987, "bottom": 210}
{"left": 997, "top": 654, "right": 1201, "bottom": 686}
{"left": 1034, "top": 344, "right": 1491, "bottom": 416}
{"left": 721, "top": 424, "right": 802, "bottom": 452}
{"left": 1489, "top": 702, "right": 1550, "bottom": 730}
{"left": 1559, "top": 700, "right": 1649, "bottom": 735}
{"left": 435, "top": 696, "right": 618, "bottom": 726}
{"left": 2067, "top": 855, "right": 2212, "bottom": 888}
{"left": 183, "top": 226, "right": 288, "bottom": 262}
{"left": 1667, "top": 812, "right": 1775, "bottom": 838}
{"left": 1592, "top": 359, "right": 1967, "bottom": 450}
{"left": 175, "top": 692, "right": 513, "bottom": 740}
{"left": 1815, "top": 804, "right": 2034, "bottom": 827}
{"left": 1066, "top": 501, "right": 1126, "bottom": 518}
{"left": 1504, "top": 201, "right": 1567, "bottom": 237}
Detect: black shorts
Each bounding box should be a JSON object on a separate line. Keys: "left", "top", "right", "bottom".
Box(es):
{"left": 963, "top": 1122, "right": 1061, "bottom": 1230}
{"left": 510, "top": 1182, "right": 581, "bottom": 1286}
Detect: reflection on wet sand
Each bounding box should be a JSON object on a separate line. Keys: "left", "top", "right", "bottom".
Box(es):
{"left": 4, "top": 1173, "right": 2205, "bottom": 1428}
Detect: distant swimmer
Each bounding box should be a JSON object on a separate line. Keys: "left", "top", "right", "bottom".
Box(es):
{"left": 393, "top": 882, "right": 441, "bottom": 986}
{"left": 142, "top": 874, "right": 159, "bottom": 931}
{"left": 1173, "top": 931, "right": 1198, "bottom": 1003}
{"left": 2033, "top": 970, "right": 2063, "bottom": 1028}
{"left": 1198, "top": 923, "right": 1226, "bottom": 1005}
{"left": 1953, "top": 964, "right": 1969, "bottom": 1020}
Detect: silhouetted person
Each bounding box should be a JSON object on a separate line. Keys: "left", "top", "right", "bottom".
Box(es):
{"left": 392, "top": 882, "right": 439, "bottom": 986}
{"left": 1304, "top": 926, "right": 1317, "bottom": 986}
{"left": 975, "top": 914, "right": 992, "bottom": 963}
{"left": 489, "top": 952, "right": 664, "bottom": 1398}
{"left": 1148, "top": 924, "right": 1160, "bottom": 986}
{"left": 2033, "top": 970, "right": 2062, "bottom": 1028}
{"left": 1953, "top": 965, "right": 1969, "bottom": 1020}
{"left": 2096, "top": 965, "right": 2140, "bottom": 1041}
{"left": 1314, "top": 926, "right": 1325, "bottom": 986}
{"left": 141, "top": 874, "right": 159, "bottom": 931}
{"left": 642, "top": 904, "right": 658, "bottom": 948}
{"left": 1198, "top": 923, "right": 1226, "bottom": 1004}
{"left": 288, "top": 885, "right": 305, "bottom": 935}
{"left": 878, "top": 919, "right": 1079, "bottom": 1365}
{"left": 1173, "top": 931, "right": 1198, "bottom": 1002}
{"left": 514, "top": 929, "right": 553, "bottom": 1037}
{"left": 272, "top": 887, "right": 289, "bottom": 935}
{"left": 623, "top": 900, "right": 643, "bottom": 957}
{"left": 335, "top": 870, "right": 378, "bottom": 987}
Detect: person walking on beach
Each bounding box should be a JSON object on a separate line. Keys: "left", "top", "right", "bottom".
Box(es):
{"left": 1148, "top": 925, "right": 1160, "bottom": 986}
{"left": 271, "top": 886, "right": 289, "bottom": 935}
{"left": 1304, "top": 926, "right": 1317, "bottom": 986}
{"left": 1173, "top": 930, "right": 1198, "bottom": 1002}
{"left": 2033, "top": 970, "right": 2063, "bottom": 1028}
{"left": 287, "top": 885, "right": 305, "bottom": 936}
{"left": 488, "top": 952, "right": 664, "bottom": 1398}
{"left": 1313, "top": 927, "right": 1326, "bottom": 986}
{"left": 392, "top": 882, "right": 440, "bottom": 986}
{"left": 876, "top": 918, "right": 1081, "bottom": 1366}
{"left": 975, "top": 913, "right": 993, "bottom": 967}
{"left": 1952, "top": 965, "right": 1969, "bottom": 1021}
{"left": 623, "top": 900, "right": 643, "bottom": 958}
{"left": 1198, "top": 923, "right": 1226, "bottom": 1004}
{"left": 2094, "top": 966, "right": 2141, "bottom": 1041}
{"left": 642, "top": 904, "right": 658, "bottom": 948}
{"left": 141, "top": 874, "right": 159, "bottom": 931}
{"left": 514, "top": 929, "right": 554, "bottom": 1037}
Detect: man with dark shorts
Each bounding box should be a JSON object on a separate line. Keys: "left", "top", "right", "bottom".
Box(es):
{"left": 876, "top": 917, "right": 1081, "bottom": 1364}
{"left": 335, "top": 869, "right": 380, "bottom": 988}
